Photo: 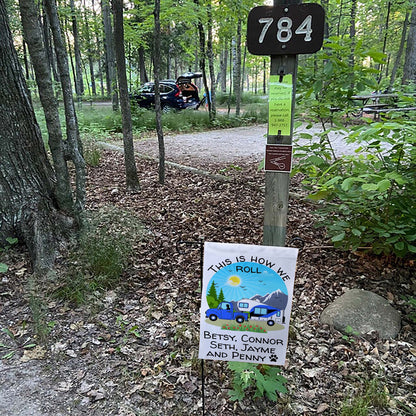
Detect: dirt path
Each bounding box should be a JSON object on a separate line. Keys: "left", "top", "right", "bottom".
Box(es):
{"left": 133, "top": 123, "right": 355, "bottom": 166}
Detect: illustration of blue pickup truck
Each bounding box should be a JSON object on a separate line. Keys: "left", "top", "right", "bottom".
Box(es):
{"left": 205, "top": 302, "right": 249, "bottom": 324}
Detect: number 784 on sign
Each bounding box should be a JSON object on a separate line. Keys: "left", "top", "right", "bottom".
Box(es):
{"left": 247, "top": 4, "right": 325, "bottom": 56}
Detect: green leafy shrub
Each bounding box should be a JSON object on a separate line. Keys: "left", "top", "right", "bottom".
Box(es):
{"left": 294, "top": 119, "right": 416, "bottom": 257}
{"left": 228, "top": 362, "right": 287, "bottom": 402}
{"left": 297, "top": 36, "right": 383, "bottom": 124}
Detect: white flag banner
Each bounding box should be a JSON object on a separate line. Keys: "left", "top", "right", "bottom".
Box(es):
{"left": 199, "top": 242, "right": 298, "bottom": 366}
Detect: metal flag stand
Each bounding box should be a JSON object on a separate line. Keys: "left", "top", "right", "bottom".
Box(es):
{"left": 176, "top": 239, "right": 206, "bottom": 416}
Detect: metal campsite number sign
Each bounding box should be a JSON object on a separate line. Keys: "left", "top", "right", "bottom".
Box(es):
{"left": 247, "top": 4, "right": 325, "bottom": 55}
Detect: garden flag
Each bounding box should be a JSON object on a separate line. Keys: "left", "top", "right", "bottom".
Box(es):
{"left": 199, "top": 242, "right": 298, "bottom": 366}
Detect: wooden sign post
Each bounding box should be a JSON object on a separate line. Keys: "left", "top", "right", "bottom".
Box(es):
{"left": 247, "top": 0, "right": 325, "bottom": 247}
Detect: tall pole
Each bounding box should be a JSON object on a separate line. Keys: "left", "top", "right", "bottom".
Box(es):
{"left": 263, "top": 0, "right": 300, "bottom": 247}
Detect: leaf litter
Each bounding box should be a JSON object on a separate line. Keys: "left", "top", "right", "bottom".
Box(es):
{"left": 0, "top": 146, "right": 415, "bottom": 416}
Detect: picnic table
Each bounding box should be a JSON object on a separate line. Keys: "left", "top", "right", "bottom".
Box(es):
{"left": 350, "top": 93, "right": 416, "bottom": 119}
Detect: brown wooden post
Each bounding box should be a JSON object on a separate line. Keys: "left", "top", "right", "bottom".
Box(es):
{"left": 263, "top": 0, "right": 300, "bottom": 246}
{"left": 247, "top": 0, "right": 324, "bottom": 246}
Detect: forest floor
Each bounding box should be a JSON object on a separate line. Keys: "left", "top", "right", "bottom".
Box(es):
{"left": 0, "top": 124, "right": 415, "bottom": 416}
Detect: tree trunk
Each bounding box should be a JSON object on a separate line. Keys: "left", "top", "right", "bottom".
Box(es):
{"left": 206, "top": 0, "right": 216, "bottom": 118}
{"left": 194, "top": 0, "right": 213, "bottom": 120}
{"left": 41, "top": 2, "right": 59, "bottom": 86}
{"left": 19, "top": 0, "right": 74, "bottom": 214}
{"left": 102, "top": 0, "right": 118, "bottom": 110}
{"left": 139, "top": 46, "right": 148, "bottom": 84}
{"left": 402, "top": 4, "right": 416, "bottom": 85}
{"left": 112, "top": 0, "right": 140, "bottom": 190}
{"left": 70, "top": 0, "right": 84, "bottom": 98}
{"left": 388, "top": 12, "right": 409, "bottom": 90}
{"left": 44, "top": 0, "right": 86, "bottom": 212}
{"left": 349, "top": 0, "right": 357, "bottom": 90}
{"left": 153, "top": 0, "right": 165, "bottom": 185}
{"left": 0, "top": 0, "right": 73, "bottom": 271}
{"left": 233, "top": 18, "right": 242, "bottom": 116}
{"left": 83, "top": 0, "right": 96, "bottom": 96}
{"left": 220, "top": 47, "right": 227, "bottom": 93}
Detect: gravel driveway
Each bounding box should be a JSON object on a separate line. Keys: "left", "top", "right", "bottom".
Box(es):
{"left": 134, "top": 123, "right": 355, "bottom": 165}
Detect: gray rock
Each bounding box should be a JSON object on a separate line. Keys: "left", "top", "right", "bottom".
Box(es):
{"left": 320, "top": 289, "right": 401, "bottom": 339}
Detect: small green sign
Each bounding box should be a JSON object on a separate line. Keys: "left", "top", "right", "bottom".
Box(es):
{"left": 268, "top": 74, "right": 293, "bottom": 136}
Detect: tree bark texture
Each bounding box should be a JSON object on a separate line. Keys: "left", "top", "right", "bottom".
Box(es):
{"left": 113, "top": 0, "right": 140, "bottom": 190}
{"left": 44, "top": 0, "right": 86, "bottom": 212}
{"left": 0, "top": 0, "right": 72, "bottom": 271}
{"left": 19, "top": 0, "right": 74, "bottom": 214}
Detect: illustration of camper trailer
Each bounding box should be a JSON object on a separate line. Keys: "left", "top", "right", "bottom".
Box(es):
{"left": 237, "top": 298, "right": 284, "bottom": 326}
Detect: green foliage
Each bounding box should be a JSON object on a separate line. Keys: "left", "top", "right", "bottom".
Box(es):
{"left": 215, "top": 92, "right": 268, "bottom": 106}
{"left": 228, "top": 362, "right": 288, "bottom": 402}
{"left": 294, "top": 119, "right": 416, "bottom": 257}
{"left": 297, "top": 36, "right": 382, "bottom": 124}
{"left": 403, "top": 296, "right": 416, "bottom": 323}
{"left": 340, "top": 378, "right": 389, "bottom": 416}
{"left": 82, "top": 135, "right": 102, "bottom": 167}
{"left": 0, "top": 237, "right": 18, "bottom": 274}
{"left": 54, "top": 207, "right": 144, "bottom": 305}
{"left": 342, "top": 325, "right": 360, "bottom": 344}
{"left": 0, "top": 327, "right": 36, "bottom": 359}
{"left": 28, "top": 292, "right": 56, "bottom": 344}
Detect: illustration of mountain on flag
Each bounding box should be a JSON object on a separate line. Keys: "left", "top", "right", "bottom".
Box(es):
{"left": 204, "top": 261, "right": 289, "bottom": 333}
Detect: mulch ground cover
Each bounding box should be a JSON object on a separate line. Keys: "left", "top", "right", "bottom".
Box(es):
{"left": 0, "top": 150, "right": 415, "bottom": 415}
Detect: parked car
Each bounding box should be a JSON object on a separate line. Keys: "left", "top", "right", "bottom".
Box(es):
{"left": 131, "top": 72, "right": 202, "bottom": 112}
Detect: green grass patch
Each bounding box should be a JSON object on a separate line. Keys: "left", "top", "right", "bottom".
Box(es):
{"left": 54, "top": 206, "right": 144, "bottom": 306}
{"left": 340, "top": 378, "right": 389, "bottom": 416}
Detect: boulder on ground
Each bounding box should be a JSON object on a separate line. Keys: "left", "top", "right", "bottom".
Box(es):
{"left": 320, "top": 289, "right": 401, "bottom": 339}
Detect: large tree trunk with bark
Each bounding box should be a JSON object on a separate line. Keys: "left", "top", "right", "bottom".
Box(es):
{"left": 0, "top": 0, "right": 73, "bottom": 272}
{"left": 19, "top": 0, "right": 74, "bottom": 214}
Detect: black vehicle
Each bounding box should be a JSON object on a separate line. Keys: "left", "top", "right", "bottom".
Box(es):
{"left": 132, "top": 72, "right": 202, "bottom": 111}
